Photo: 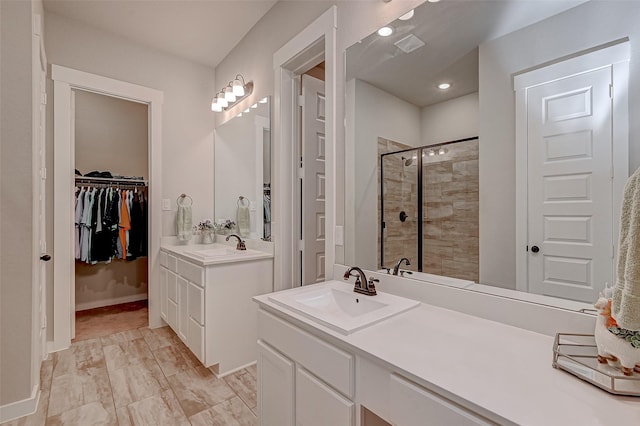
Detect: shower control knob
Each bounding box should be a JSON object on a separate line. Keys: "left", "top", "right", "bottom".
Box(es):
{"left": 531, "top": 245, "right": 540, "bottom": 253}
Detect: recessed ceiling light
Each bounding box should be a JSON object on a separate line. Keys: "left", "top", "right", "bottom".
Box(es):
{"left": 377, "top": 26, "right": 394, "bottom": 37}
{"left": 398, "top": 10, "right": 414, "bottom": 20}
{"left": 438, "top": 83, "right": 451, "bottom": 90}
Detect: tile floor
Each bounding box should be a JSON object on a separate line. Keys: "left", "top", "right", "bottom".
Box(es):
{"left": 7, "top": 323, "right": 257, "bottom": 425}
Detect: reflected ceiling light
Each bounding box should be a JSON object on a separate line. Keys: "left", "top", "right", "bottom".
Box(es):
{"left": 398, "top": 9, "right": 414, "bottom": 20}
{"left": 438, "top": 147, "right": 447, "bottom": 155}
{"left": 377, "top": 26, "right": 394, "bottom": 37}
{"left": 259, "top": 97, "right": 268, "bottom": 104}
{"left": 427, "top": 150, "right": 436, "bottom": 156}
{"left": 211, "top": 74, "right": 254, "bottom": 113}
{"left": 438, "top": 82, "right": 451, "bottom": 90}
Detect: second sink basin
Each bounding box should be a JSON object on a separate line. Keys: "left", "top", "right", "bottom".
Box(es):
{"left": 268, "top": 280, "right": 420, "bottom": 335}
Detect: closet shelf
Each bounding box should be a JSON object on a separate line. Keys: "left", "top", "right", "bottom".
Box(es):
{"left": 75, "top": 176, "right": 148, "bottom": 186}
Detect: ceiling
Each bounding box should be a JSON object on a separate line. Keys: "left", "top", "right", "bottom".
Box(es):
{"left": 346, "top": 0, "right": 587, "bottom": 107}
{"left": 43, "top": 0, "right": 278, "bottom": 69}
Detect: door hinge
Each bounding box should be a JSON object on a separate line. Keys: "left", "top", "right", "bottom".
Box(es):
{"left": 298, "top": 94, "right": 304, "bottom": 106}
{"left": 42, "top": 313, "right": 47, "bottom": 329}
{"left": 41, "top": 93, "right": 47, "bottom": 106}
{"left": 298, "top": 240, "right": 304, "bottom": 251}
{"left": 40, "top": 167, "right": 46, "bottom": 180}
{"left": 609, "top": 84, "right": 614, "bottom": 99}
{"left": 298, "top": 167, "right": 304, "bottom": 179}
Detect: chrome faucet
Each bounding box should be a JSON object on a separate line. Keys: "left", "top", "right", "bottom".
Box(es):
{"left": 392, "top": 257, "right": 411, "bottom": 276}
{"left": 343, "top": 266, "right": 378, "bottom": 296}
{"left": 226, "top": 234, "right": 247, "bottom": 250}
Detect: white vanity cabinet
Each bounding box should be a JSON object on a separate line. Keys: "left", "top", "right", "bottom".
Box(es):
{"left": 257, "top": 309, "right": 355, "bottom": 426}
{"left": 160, "top": 249, "right": 272, "bottom": 375}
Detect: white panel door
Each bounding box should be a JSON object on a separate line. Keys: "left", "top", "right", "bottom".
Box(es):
{"left": 258, "top": 340, "right": 295, "bottom": 426}
{"left": 527, "top": 66, "right": 613, "bottom": 302}
{"left": 301, "top": 74, "right": 326, "bottom": 285}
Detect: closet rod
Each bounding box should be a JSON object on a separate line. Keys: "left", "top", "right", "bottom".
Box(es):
{"left": 75, "top": 176, "right": 148, "bottom": 186}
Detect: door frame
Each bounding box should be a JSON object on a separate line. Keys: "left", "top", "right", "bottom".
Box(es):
{"left": 272, "top": 6, "right": 337, "bottom": 291}
{"left": 51, "top": 65, "right": 163, "bottom": 352}
{"left": 514, "top": 41, "right": 630, "bottom": 293}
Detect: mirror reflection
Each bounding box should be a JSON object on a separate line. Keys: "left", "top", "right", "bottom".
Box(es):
{"left": 345, "top": 0, "right": 640, "bottom": 304}
{"left": 214, "top": 97, "right": 271, "bottom": 241}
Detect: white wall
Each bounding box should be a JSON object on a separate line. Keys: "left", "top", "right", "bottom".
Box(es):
{"left": 0, "top": 0, "right": 42, "bottom": 409}
{"left": 478, "top": 0, "right": 640, "bottom": 288}
{"left": 421, "top": 92, "right": 478, "bottom": 146}
{"left": 347, "top": 79, "right": 421, "bottom": 268}
{"left": 44, "top": 11, "right": 216, "bottom": 338}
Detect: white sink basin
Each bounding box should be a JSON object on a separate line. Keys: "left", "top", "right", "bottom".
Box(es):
{"left": 184, "top": 247, "right": 241, "bottom": 258}
{"left": 268, "top": 280, "right": 420, "bottom": 335}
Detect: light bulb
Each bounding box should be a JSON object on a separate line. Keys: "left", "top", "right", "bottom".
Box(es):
{"left": 217, "top": 93, "right": 228, "bottom": 108}
{"left": 377, "top": 26, "right": 394, "bottom": 37}
{"left": 428, "top": 150, "right": 436, "bottom": 156}
{"left": 224, "top": 86, "right": 236, "bottom": 102}
{"left": 211, "top": 99, "right": 222, "bottom": 112}
{"left": 232, "top": 78, "right": 245, "bottom": 96}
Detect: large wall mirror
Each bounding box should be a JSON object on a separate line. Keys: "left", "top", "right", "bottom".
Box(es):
{"left": 345, "top": 0, "right": 640, "bottom": 307}
{"left": 215, "top": 97, "right": 271, "bottom": 241}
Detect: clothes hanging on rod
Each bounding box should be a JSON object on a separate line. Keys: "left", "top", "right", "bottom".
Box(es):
{"left": 74, "top": 176, "right": 148, "bottom": 264}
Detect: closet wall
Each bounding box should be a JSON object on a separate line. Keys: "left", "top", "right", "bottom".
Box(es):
{"left": 74, "top": 90, "right": 149, "bottom": 310}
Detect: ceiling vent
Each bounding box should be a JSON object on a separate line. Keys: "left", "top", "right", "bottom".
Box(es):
{"left": 394, "top": 34, "right": 425, "bottom": 54}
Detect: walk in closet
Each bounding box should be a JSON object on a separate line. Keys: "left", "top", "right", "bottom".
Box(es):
{"left": 73, "top": 89, "right": 149, "bottom": 339}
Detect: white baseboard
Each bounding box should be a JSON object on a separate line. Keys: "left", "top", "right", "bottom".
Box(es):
{"left": 216, "top": 361, "right": 257, "bottom": 379}
{"left": 75, "top": 294, "right": 148, "bottom": 312}
{"left": 0, "top": 385, "right": 39, "bottom": 424}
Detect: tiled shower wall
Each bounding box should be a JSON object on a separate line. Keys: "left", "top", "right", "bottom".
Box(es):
{"left": 378, "top": 138, "right": 479, "bottom": 282}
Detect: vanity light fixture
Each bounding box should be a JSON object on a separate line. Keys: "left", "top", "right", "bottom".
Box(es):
{"left": 377, "top": 26, "right": 394, "bottom": 37}
{"left": 251, "top": 103, "right": 258, "bottom": 109}
{"left": 244, "top": 108, "right": 250, "bottom": 113}
{"left": 210, "top": 74, "right": 254, "bottom": 112}
{"left": 259, "top": 97, "right": 268, "bottom": 104}
{"left": 438, "top": 147, "right": 447, "bottom": 155}
{"left": 438, "top": 82, "right": 451, "bottom": 90}
{"left": 398, "top": 9, "right": 415, "bottom": 20}
{"left": 427, "top": 149, "right": 436, "bottom": 156}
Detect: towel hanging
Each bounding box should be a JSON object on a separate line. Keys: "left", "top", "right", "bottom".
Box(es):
{"left": 176, "top": 193, "right": 193, "bottom": 242}
{"left": 237, "top": 196, "right": 250, "bottom": 238}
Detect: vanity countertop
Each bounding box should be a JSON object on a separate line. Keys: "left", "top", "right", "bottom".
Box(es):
{"left": 254, "top": 289, "right": 640, "bottom": 426}
{"left": 161, "top": 242, "right": 273, "bottom": 266}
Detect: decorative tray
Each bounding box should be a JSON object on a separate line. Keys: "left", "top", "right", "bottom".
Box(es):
{"left": 553, "top": 333, "right": 640, "bottom": 396}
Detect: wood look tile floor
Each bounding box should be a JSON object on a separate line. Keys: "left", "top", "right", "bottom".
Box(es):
{"left": 7, "top": 326, "right": 257, "bottom": 426}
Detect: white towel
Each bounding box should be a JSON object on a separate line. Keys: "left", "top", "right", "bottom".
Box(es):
{"left": 176, "top": 205, "right": 193, "bottom": 242}
{"left": 612, "top": 167, "right": 640, "bottom": 330}
{"left": 237, "top": 205, "right": 250, "bottom": 238}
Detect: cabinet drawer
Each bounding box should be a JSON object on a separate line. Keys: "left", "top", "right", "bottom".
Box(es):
{"left": 296, "top": 366, "right": 354, "bottom": 426}
{"left": 167, "top": 254, "right": 178, "bottom": 272}
{"left": 258, "top": 310, "right": 354, "bottom": 398}
{"left": 389, "top": 374, "right": 494, "bottom": 426}
{"left": 159, "top": 251, "right": 169, "bottom": 268}
{"left": 177, "top": 259, "right": 204, "bottom": 287}
{"left": 167, "top": 271, "right": 178, "bottom": 303}
{"left": 188, "top": 282, "right": 204, "bottom": 325}
{"left": 188, "top": 317, "right": 205, "bottom": 363}
{"left": 167, "top": 299, "right": 178, "bottom": 330}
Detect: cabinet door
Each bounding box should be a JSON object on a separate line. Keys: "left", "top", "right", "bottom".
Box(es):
{"left": 159, "top": 267, "right": 168, "bottom": 321}
{"left": 258, "top": 340, "right": 294, "bottom": 426}
{"left": 296, "top": 366, "right": 354, "bottom": 426}
{"left": 188, "top": 281, "right": 204, "bottom": 325}
{"left": 177, "top": 276, "right": 188, "bottom": 343}
{"left": 389, "top": 374, "right": 493, "bottom": 426}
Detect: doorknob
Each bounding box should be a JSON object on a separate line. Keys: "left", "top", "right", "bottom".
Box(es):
{"left": 530, "top": 246, "right": 540, "bottom": 253}
{"left": 40, "top": 254, "right": 51, "bottom": 261}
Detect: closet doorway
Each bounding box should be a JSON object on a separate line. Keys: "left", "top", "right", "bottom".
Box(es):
{"left": 52, "top": 66, "right": 163, "bottom": 352}
{"left": 73, "top": 90, "right": 149, "bottom": 340}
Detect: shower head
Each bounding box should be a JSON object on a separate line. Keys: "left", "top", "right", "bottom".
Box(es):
{"left": 401, "top": 156, "right": 413, "bottom": 166}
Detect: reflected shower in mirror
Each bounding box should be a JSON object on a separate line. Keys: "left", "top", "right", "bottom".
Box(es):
{"left": 214, "top": 97, "right": 271, "bottom": 241}
{"left": 345, "top": 0, "right": 640, "bottom": 305}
